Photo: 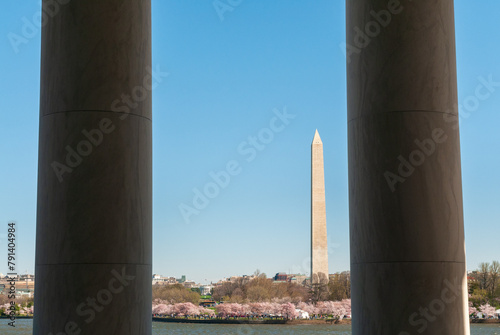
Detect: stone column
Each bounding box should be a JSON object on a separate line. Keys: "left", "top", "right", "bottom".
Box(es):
{"left": 346, "top": 0, "right": 469, "bottom": 334}
{"left": 34, "top": 1, "right": 152, "bottom": 334}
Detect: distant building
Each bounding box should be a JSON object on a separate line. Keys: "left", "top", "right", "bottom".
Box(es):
{"left": 329, "top": 271, "right": 350, "bottom": 281}
{"left": 182, "top": 280, "right": 196, "bottom": 289}
{"left": 152, "top": 274, "right": 177, "bottom": 285}
{"left": 17, "top": 288, "right": 33, "bottom": 298}
{"left": 0, "top": 273, "right": 35, "bottom": 295}
{"left": 274, "top": 272, "right": 288, "bottom": 282}
{"left": 273, "top": 273, "right": 308, "bottom": 285}
{"left": 200, "top": 285, "right": 213, "bottom": 296}
{"left": 214, "top": 274, "right": 257, "bottom": 287}
{"left": 289, "top": 275, "right": 308, "bottom": 285}
{"left": 20, "top": 274, "right": 34, "bottom": 281}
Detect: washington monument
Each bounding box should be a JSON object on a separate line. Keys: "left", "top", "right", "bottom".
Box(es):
{"left": 311, "top": 130, "right": 329, "bottom": 284}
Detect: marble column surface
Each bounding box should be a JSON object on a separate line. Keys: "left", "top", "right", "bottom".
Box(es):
{"left": 346, "top": 0, "right": 469, "bottom": 334}
{"left": 34, "top": 0, "right": 152, "bottom": 334}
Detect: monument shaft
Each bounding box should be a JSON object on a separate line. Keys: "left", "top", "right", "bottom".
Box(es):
{"left": 34, "top": 0, "right": 152, "bottom": 333}
{"left": 311, "top": 130, "right": 329, "bottom": 284}
{"left": 347, "top": 0, "right": 469, "bottom": 334}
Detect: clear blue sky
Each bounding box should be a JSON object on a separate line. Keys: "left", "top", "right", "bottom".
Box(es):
{"left": 0, "top": 1, "right": 499, "bottom": 284}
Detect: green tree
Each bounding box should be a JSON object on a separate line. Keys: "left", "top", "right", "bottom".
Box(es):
{"left": 489, "top": 261, "right": 500, "bottom": 296}
{"left": 310, "top": 273, "right": 330, "bottom": 302}
{"left": 328, "top": 271, "right": 351, "bottom": 301}
{"left": 152, "top": 284, "right": 200, "bottom": 304}
{"left": 228, "top": 288, "right": 245, "bottom": 303}
{"left": 469, "top": 288, "right": 488, "bottom": 307}
{"left": 468, "top": 278, "right": 479, "bottom": 296}
{"left": 0, "top": 294, "right": 9, "bottom": 305}
{"left": 212, "top": 281, "right": 239, "bottom": 302}
{"left": 478, "top": 262, "right": 490, "bottom": 291}
{"left": 246, "top": 285, "right": 271, "bottom": 302}
{"left": 285, "top": 282, "right": 310, "bottom": 303}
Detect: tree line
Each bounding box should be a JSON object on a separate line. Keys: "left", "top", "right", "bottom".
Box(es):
{"left": 152, "top": 300, "right": 352, "bottom": 320}
{"left": 153, "top": 271, "right": 352, "bottom": 304}
{"left": 468, "top": 260, "right": 500, "bottom": 309}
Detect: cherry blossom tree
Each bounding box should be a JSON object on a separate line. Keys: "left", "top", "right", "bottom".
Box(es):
{"left": 152, "top": 304, "right": 172, "bottom": 315}
{"left": 173, "top": 302, "right": 200, "bottom": 316}
{"left": 151, "top": 299, "right": 354, "bottom": 321}
{"left": 280, "top": 302, "right": 298, "bottom": 320}
{"left": 269, "top": 302, "right": 282, "bottom": 316}
{"left": 0, "top": 303, "right": 10, "bottom": 315}
{"left": 197, "top": 306, "right": 215, "bottom": 316}
{"left": 479, "top": 303, "right": 496, "bottom": 317}
{"left": 248, "top": 302, "right": 266, "bottom": 316}
{"left": 341, "top": 299, "right": 351, "bottom": 315}
{"left": 316, "top": 301, "right": 334, "bottom": 315}
{"left": 297, "top": 302, "right": 317, "bottom": 316}
{"left": 331, "top": 301, "right": 347, "bottom": 320}
{"left": 20, "top": 306, "right": 34, "bottom": 315}
{"left": 229, "top": 303, "right": 244, "bottom": 316}
{"left": 216, "top": 303, "right": 234, "bottom": 317}
{"left": 468, "top": 301, "right": 478, "bottom": 317}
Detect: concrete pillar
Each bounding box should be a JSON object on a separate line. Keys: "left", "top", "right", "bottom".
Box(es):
{"left": 311, "top": 130, "right": 329, "bottom": 284}
{"left": 34, "top": 1, "right": 152, "bottom": 334}
{"left": 346, "top": 0, "right": 469, "bottom": 334}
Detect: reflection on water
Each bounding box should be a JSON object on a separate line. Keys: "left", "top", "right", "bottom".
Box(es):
{"left": 1, "top": 319, "right": 499, "bottom": 334}
{"left": 152, "top": 323, "right": 353, "bottom": 335}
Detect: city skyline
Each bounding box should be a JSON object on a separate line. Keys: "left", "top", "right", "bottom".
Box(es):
{"left": 1, "top": 1, "right": 500, "bottom": 285}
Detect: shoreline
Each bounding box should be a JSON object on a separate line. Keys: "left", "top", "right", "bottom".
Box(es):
{"left": 153, "top": 317, "right": 287, "bottom": 325}
{"left": 1, "top": 316, "right": 497, "bottom": 325}
{"left": 470, "top": 319, "right": 500, "bottom": 324}
{"left": 152, "top": 317, "right": 352, "bottom": 325}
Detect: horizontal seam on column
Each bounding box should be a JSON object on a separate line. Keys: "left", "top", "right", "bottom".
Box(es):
{"left": 347, "top": 109, "right": 456, "bottom": 124}
{"left": 41, "top": 110, "right": 152, "bottom": 122}
{"left": 351, "top": 260, "right": 465, "bottom": 265}
{"left": 36, "top": 262, "right": 152, "bottom": 266}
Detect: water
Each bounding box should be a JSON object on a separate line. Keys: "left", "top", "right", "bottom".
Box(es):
{"left": 151, "top": 323, "right": 353, "bottom": 335}
{"left": 1, "top": 319, "right": 499, "bottom": 334}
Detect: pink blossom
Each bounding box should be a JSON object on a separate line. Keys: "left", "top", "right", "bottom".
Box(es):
{"left": 152, "top": 304, "right": 172, "bottom": 315}
{"left": 198, "top": 306, "right": 215, "bottom": 315}
{"left": 280, "top": 303, "right": 298, "bottom": 320}
{"left": 248, "top": 302, "right": 266, "bottom": 315}
{"left": 269, "top": 302, "right": 282, "bottom": 315}
{"left": 216, "top": 303, "right": 233, "bottom": 317}
{"left": 297, "top": 302, "right": 317, "bottom": 315}
{"left": 479, "top": 303, "right": 496, "bottom": 317}
{"left": 174, "top": 302, "right": 200, "bottom": 316}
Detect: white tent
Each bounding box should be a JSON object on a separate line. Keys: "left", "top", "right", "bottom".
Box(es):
{"left": 295, "top": 309, "right": 310, "bottom": 319}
